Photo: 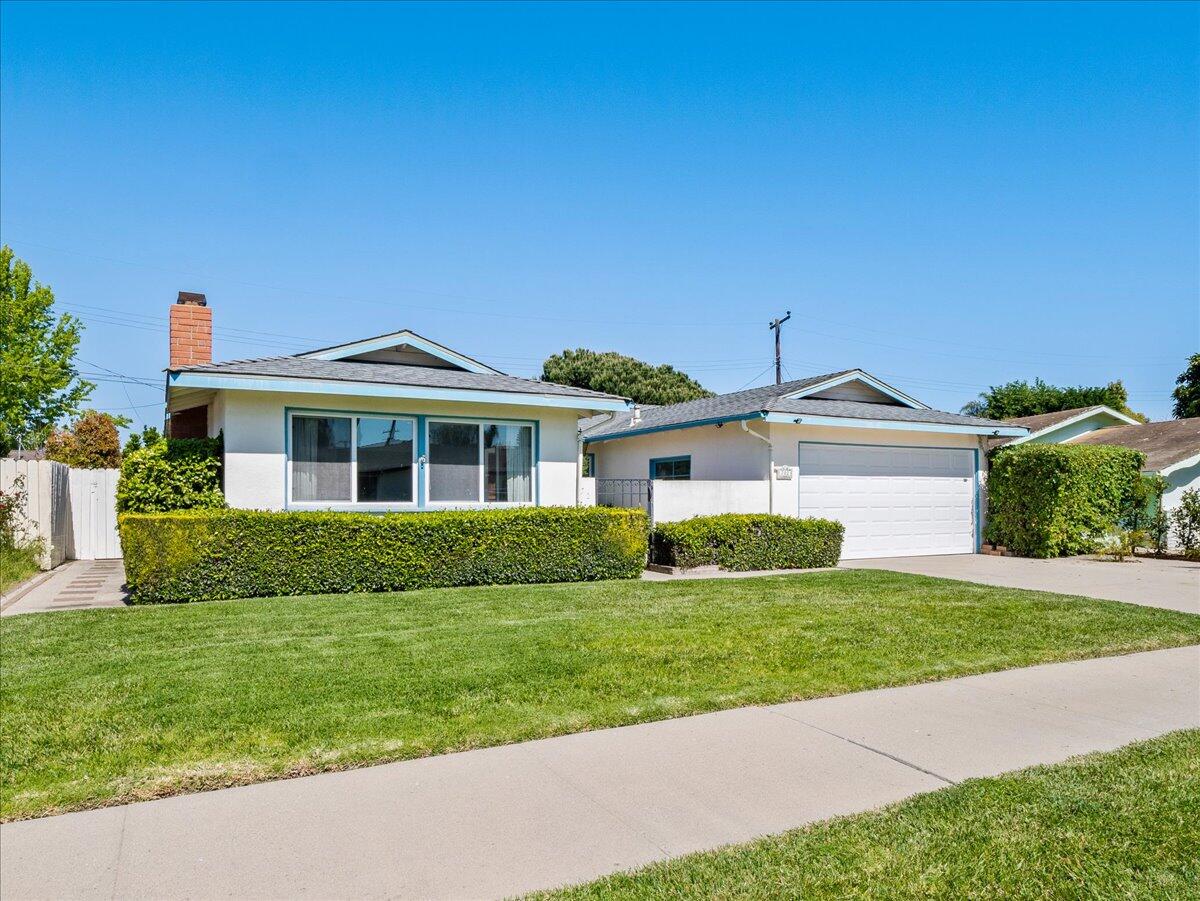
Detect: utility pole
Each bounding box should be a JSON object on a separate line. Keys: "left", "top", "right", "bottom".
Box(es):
{"left": 768, "top": 311, "right": 792, "bottom": 385}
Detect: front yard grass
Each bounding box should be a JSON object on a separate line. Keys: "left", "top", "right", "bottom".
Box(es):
{"left": 536, "top": 730, "right": 1200, "bottom": 899}
{"left": 2, "top": 570, "right": 1198, "bottom": 821}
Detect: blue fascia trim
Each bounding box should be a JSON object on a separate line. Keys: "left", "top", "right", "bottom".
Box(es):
{"left": 648, "top": 454, "right": 691, "bottom": 479}
{"left": 283, "top": 405, "right": 539, "bottom": 511}
{"left": 301, "top": 331, "right": 500, "bottom": 374}
{"left": 585, "top": 412, "right": 766, "bottom": 444}
{"left": 785, "top": 370, "right": 929, "bottom": 410}
{"left": 763, "top": 412, "right": 1026, "bottom": 437}
{"left": 172, "top": 372, "right": 630, "bottom": 412}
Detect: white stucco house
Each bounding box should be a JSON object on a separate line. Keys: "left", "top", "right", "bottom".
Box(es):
{"left": 583, "top": 371, "right": 1028, "bottom": 559}
{"left": 163, "top": 293, "right": 630, "bottom": 511}
{"left": 991, "top": 406, "right": 1200, "bottom": 518}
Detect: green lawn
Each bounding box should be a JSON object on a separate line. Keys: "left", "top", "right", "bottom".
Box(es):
{"left": 0, "top": 544, "right": 41, "bottom": 596}
{"left": 536, "top": 730, "right": 1200, "bottom": 900}
{"left": 2, "top": 570, "right": 1198, "bottom": 821}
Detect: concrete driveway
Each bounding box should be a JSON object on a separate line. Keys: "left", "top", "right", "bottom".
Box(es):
{"left": 844, "top": 554, "right": 1200, "bottom": 615}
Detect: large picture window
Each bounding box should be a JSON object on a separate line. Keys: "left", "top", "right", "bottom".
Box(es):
{"left": 288, "top": 412, "right": 535, "bottom": 507}
{"left": 427, "top": 419, "right": 534, "bottom": 505}
{"left": 290, "top": 414, "right": 416, "bottom": 505}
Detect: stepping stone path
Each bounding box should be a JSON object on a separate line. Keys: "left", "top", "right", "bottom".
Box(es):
{"left": 1, "top": 559, "right": 129, "bottom": 615}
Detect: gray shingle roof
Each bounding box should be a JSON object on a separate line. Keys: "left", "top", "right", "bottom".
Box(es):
{"left": 177, "top": 356, "right": 627, "bottom": 402}
{"left": 582, "top": 371, "right": 1015, "bottom": 439}
{"left": 1067, "top": 418, "right": 1200, "bottom": 471}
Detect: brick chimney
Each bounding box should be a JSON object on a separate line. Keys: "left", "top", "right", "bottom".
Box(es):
{"left": 169, "top": 291, "right": 212, "bottom": 368}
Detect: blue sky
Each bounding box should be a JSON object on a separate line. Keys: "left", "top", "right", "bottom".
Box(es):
{"left": 2, "top": 0, "right": 1196, "bottom": 429}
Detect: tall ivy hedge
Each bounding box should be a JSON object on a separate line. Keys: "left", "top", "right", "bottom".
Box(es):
{"left": 116, "top": 436, "right": 224, "bottom": 514}
{"left": 651, "top": 514, "right": 844, "bottom": 571}
{"left": 986, "top": 443, "right": 1145, "bottom": 558}
{"left": 120, "top": 506, "right": 648, "bottom": 603}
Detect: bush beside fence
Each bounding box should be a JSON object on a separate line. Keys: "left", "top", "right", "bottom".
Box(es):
{"left": 986, "top": 443, "right": 1144, "bottom": 558}
{"left": 651, "top": 513, "right": 843, "bottom": 571}
{"left": 120, "top": 506, "right": 648, "bottom": 603}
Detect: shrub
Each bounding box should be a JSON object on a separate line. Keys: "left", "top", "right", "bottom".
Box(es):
{"left": 1, "top": 474, "right": 45, "bottom": 585}
{"left": 1171, "top": 488, "right": 1200, "bottom": 560}
{"left": 986, "top": 444, "right": 1145, "bottom": 558}
{"left": 44, "top": 410, "right": 123, "bottom": 468}
{"left": 116, "top": 436, "right": 225, "bottom": 514}
{"left": 120, "top": 506, "right": 648, "bottom": 603}
{"left": 651, "top": 514, "right": 843, "bottom": 571}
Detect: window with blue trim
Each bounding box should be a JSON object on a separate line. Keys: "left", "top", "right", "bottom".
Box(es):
{"left": 650, "top": 456, "right": 691, "bottom": 480}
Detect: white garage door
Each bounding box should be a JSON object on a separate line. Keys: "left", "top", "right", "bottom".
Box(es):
{"left": 797, "top": 443, "right": 976, "bottom": 559}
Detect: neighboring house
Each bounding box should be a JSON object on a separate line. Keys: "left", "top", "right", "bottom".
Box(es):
{"left": 992, "top": 406, "right": 1199, "bottom": 519}
{"left": 583, "top": 371, "right": 1027, "bottom": 560}
{"left": 164, "top": 292, "right": 630, "bottom": 511}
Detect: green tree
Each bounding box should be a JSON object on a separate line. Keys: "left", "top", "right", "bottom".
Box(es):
{"left": 122, "top": 425, "right": 162, "bottom": 456}
{"left": 1171, "top": 353, "right": 1200, "bottom": 419}
{"left": 961, "top": 378, "right": 1144, "bottom": 422}
{"left": 44, "top": 410, "right": 127, "bottom": 468}
{"left": 541, "top": 349, "right": 713, "bottom": 406}
{"left": 0, "top": 246, "right": 94, "bottom": 452}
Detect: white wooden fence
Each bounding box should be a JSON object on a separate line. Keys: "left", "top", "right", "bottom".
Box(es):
{"left": 1, "top": 460, "right": 121, "bottom": 568}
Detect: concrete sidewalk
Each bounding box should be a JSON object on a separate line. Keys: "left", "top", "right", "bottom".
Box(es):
{"left": 2, "top": 646, "right": 1197, "bottom": 900}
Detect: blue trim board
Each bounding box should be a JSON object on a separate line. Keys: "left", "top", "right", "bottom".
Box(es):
{"left": 586, "top": 412, "right": 767, "bottom": 444}
{"left": 171, "top": 371, "right": 630, "bottom": 413}
{"left": 649, "top": 455, "right": 691, "bottom": 479}
{"left": 283, "top": 405, "right": 539, "bottom": 511}
{"left": 763, "top": 412, "right": 1026, "bottom": 437}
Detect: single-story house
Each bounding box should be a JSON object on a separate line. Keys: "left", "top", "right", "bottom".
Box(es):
{"left": 583, "top": 372, "right": 1028, "bottom": 559}
{"left": 164, "top": 292, "right": 630, "bottom": 510}
{"left": 991, "top": 406, "right": 1199, "bottom": 516}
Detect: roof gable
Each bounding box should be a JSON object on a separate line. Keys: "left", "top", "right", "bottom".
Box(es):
{"left": 782, "top": 370, "right": 928, "bottom": 410}
{"left": 1001, "top": 405, "right": 1140, "bottom": 447}
{"left": 298, "top": 330, "right": 502, "bottom": 374}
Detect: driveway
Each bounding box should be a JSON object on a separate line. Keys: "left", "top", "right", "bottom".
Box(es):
{"left": 844, "top": 554, "right": 1199, "bottom": 614}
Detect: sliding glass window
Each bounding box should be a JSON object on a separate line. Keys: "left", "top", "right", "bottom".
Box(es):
{"left": 289, "top": 413, "right": 415, "bottom": 505}
{"left": 356, "top": 418, "right": 414, "bottom": 502}
{"left": 292, "top": 416, "right": 352, "bottom": 501}
{"left": 484, "top": 424, "right": 533, "bottom": 502}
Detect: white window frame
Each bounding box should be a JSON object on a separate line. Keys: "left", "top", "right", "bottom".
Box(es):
{"left": 287, "top": 411, "right": 418, "bottom": 509}
{"left": 424, "top": 417, "right": 536, "bottom": 508}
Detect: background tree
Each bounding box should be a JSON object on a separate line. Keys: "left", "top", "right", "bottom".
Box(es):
{"left": 961, "top": 378, "right": 1145, "bottom": 422}
{"left": 122, "top": 425, "right": 162, "bottom": 455}
{"left": 0, "top": 246, "right": 94, "bottom": 453}
{"left": 1171, "top": 353, "right": 1200, "bottom": 419}
{"left": 541, "top": 348, "right": 714, "bottom": 406}
{"left": 44, "top": 410, "right": 126, "bottom": 469}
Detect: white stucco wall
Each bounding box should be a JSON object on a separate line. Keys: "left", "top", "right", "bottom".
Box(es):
{"left": 214, "top": 389, "right": 585, "bottom": 510}
{"left": 591, "top": 419, "right": 985, "bottom": 520}
{"left": 589, "top": 423, "right": 769, "bottom": 481}
{"left": 1162, "top": 460, "right": 1199, "bottom": 514}
{"left": 652, "top": 479, "right": 771, "bottom": 522}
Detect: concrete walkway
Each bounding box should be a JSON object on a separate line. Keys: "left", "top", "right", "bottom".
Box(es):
{"left": 1, "top": 560, "right": 128, "bottom": 616}
{"left": 844, "top": 554, "right": 1200, "bottom": 614}
{"left": 3, "top": 645, "right": 1196, "bottom": 900}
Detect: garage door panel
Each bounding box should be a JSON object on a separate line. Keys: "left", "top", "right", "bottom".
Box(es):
{"left": 798, "top": 443, "right": 976, "bottom": 560}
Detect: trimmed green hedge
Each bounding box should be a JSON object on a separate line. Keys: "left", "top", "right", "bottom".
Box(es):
{"left": 116, "top": 437, "right": 225, "bottom": 514}
{"left": 120, "top": 506, "right": 648, "bottom": 603}
{"left": 986, "top": 443, "right": 1145, "bottom": 558}
{"left": 651, "top": 514, "right": 844, "bottom": 571}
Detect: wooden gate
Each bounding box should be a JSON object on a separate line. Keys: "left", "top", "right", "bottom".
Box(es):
{"left": 68, "top": 469, "right": 121, "bottom": 560}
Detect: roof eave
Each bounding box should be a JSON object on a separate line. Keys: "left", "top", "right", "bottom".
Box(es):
{"left": 1006, "top": 406, "right": 1140, "bottom": 446}
{"left": 761, "top": 412, "right": 1027, "bottom": 437}
{"left": 168, "top": 371, "right": 631, "bottom": 413}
